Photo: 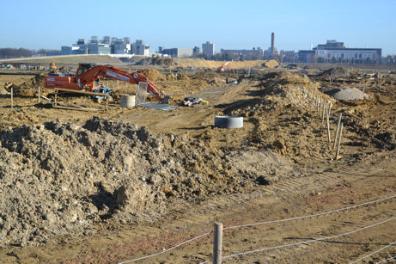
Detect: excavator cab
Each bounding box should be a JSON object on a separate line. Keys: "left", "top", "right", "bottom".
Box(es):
{"left": 76, "top": 63, "right": 95, "bottom": 77}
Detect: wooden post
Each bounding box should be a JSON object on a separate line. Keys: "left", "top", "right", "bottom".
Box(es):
{"left": 327, "top": 103, "right": 332, "bottom": 117}
{"left": 10, "top": 87, "right": 14, "bottom": 109}
{"left": 321, "top": 103, "right": 326, "bottom": 125}
{"left": 213, "top": 222, "right": 223, "bottom": 264}
{"left": 326, "top": 106, "right": 331, "bottom": 145}
{"left": 335, "top": 123, "right": 344, "bottom": 160}
{"left": 105, "top": 95, "right": 108, "bottom": 111}
{"left": 54, "top": 91, "right": 58, "bottom": 107}
{"left": 37, "top": 86, "right": 41, "bottom": 103}
{"left": 333, "top": 113, "right": 342, "bottom": 150}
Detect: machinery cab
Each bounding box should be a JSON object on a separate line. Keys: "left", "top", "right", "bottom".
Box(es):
{"left": 76, "top": 63, "right": 96, "bottom": 77}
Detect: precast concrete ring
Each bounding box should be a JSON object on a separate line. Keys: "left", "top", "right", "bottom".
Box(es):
{"left": 214, "top": 116, "right": 243, "bottom": 128}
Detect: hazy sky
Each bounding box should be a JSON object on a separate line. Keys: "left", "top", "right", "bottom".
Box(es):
{"left": 0, "top": 0, "right": 395, "bottom": 55}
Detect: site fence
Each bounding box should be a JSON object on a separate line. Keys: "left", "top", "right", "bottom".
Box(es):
{"left": 118, "top": 193, "right": 396, "bottom": 264}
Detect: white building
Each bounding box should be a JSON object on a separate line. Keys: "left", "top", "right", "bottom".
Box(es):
{"left": 313, "top": 40, "right": 382, "bottom": 64}
{"left": 202, "top": 41, "right": 214, "bottom": 59}
{"left": 315, "top": 48, "right": 382, "bottom": 64}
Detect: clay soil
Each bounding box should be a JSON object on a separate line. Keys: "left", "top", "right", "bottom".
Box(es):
{"left": 0, "top": 65, "right": 395, "bottom": 264}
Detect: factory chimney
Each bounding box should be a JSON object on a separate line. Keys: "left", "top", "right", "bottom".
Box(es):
{"left": 271, "top": 32, "right": 275, "bottom": 57}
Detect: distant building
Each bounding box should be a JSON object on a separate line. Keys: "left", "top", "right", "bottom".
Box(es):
{"left": 161, "top": 48, "right": 193, "bottom": 57}
{"left": 314, "top": 40, "right": 381, "bottom": 64}
{"left": 102, "top": 36, "right": 111, "bottom": 45}
{"left": 76, "top": 39, "right": 85, "bottom": 45}
{"left": 202, "top": 41, "right": 214, "bottom": 59}
{"left": 298, "top": 50, "right": 315, "bottom": 63}
{"left": 62, "top": 36, "right": 150, "bottom": 56}
{"left": 264, "top": 32, "right": 278, "bottom": 59}
{"left": 90, "top": 36, "right": 99, "bottom": 44}
{"left": 193, "top": 46, "right": 201, "bottom": 57}
{"left": 132, "top": 40, "right": 150, "bottom": 56}
{"left": 111, "top": 38, "right": 127, "bottom": 54}
{"left": 72, "top": 39, "right": 88, "bottom": 54}
{"left": 61, "top": 46, "right": 72, "bottom": 55}
{"left": 88, "top": 43, "right": 111, "bottom": 54}
{"left": 317, "top": 40, "right": 345, "bottom": 49}
{"left": 298, "top": 40, "right": 382, "bottom": 64}
{"left": 280, "top": 50, "right": 297, "bottom": 63}
{"left": 220, "top": 47, "right": 263, "bottom": 60}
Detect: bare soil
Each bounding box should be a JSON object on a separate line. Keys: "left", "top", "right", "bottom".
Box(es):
{"left": 0, "top": 66, "right": 395, "bottom": 263}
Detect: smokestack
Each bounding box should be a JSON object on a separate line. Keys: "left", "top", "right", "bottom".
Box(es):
{"left": 271, "top": 32, "right": 275, "bottom": 57}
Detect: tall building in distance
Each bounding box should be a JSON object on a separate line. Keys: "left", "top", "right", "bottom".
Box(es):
{"left": 271, "top": 32, "right": 275, "bottom": 57}
{"left": 202, "top": 41, "right": 214, "bottom": 59}
{"left": 61, "top": 36, "right": 150, "bottom": 56}
{"left": 132, "top": 40, "right": 150, "bottom": 56}
{"left": 264, "top": 32, "right": 278, "bottom": 59}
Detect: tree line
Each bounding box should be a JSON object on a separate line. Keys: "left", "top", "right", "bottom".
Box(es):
{"left": 0, "top": 48, "right": 62, "bottom": 59}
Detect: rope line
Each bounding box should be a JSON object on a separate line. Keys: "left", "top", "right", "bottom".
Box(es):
{"left": 224, "top": 194, "right": 396, "bottom": 230}
{"left": 118, "top": 193, "right": 396, "bottom": 263}
{"left": 118, "top": 232, "right": 210, "bottom": 264}
{"left": 218, "top": 217, "right": 395, "bottom": 262}
{"left": 349, "top": 241, "right": 396, "bottom": 264}
{"left": 373, "top": 255, "right": 396, "bottom": 264}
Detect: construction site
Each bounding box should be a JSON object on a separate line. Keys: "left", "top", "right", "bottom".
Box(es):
{"left": 0, "top": 55, "right": 395, "bottom": 264}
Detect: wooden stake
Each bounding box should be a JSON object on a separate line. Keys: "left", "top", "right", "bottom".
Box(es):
{"left": 213, "top": 223, "right": 223, "bottom": 264}
{"left": 321, "top": 103, "right": 326, "bottom": 125}
{"left": 326, "top": 106, "right": 331, "bottom": 145}
{"left": 333, "top": 113, "right": 342, "bottom": 150}
{"left": 335, "top": 123, "right": 344, "bottom": 160}
{"left": 105, "top": 96, "right": 108, "bottom": 111}
{"left": 54, "top": 91, "right": 58, "bottom": 107}
{"left": 327, "top": 103, "right": 332, "bottom": 117}
{"left": 10, "top": 87, "right": 14, "bottom": 109}
{"left": 37, "top": 86, "right": 41, "bottom": 103}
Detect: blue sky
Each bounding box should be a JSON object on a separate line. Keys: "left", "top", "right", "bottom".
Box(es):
{"left": 0, "top": 0, "right": 395, "bottom": 55}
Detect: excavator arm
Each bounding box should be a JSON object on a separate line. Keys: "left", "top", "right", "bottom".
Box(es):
{"left": 45, "top": 64, "right": 169, "bottom": 103}
{"left": 77, "top": 65, "right": 166, "bottom": 101}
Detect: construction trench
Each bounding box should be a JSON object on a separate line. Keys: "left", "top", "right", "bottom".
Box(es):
{"left": 0, "top": 59, "right": 395, "bottom": 263}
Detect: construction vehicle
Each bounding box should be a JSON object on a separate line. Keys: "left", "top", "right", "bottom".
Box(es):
{"left": 44, "top": 63, "right": 170, "bottom": 103}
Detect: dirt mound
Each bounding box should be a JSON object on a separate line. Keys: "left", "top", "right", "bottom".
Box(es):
{"left": 0, "top": 117, "right": 295, "bottom": 246}
{"left": 217, "top": 72, "right": 336, "bottom": 158}
{"left": 262, "top": 59, "right": 279, "bottom": 69}
{"left": 133, "top": 56, "right": 174, "bottom": 66}
{"left": 3, "top": 74, "right": 43, "bottom": 97}
{"left": 139, "top": 68, "right": 166, "bottom": 82}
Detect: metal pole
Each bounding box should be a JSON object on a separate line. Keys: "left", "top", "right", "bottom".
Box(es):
{"left": 213, "top": 222, "right": 223, "bottom": 264}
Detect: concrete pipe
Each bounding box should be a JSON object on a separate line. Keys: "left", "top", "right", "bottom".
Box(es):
{"left": 214, "top": 116, "right": 243, "bottom": 128}
{"left": 120, "top": 95, "right": 136, "bottom": 109}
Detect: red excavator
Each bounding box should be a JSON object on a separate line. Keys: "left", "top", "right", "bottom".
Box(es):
{"left": 44, "top": 63, "right": 170, "bottom": 103}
